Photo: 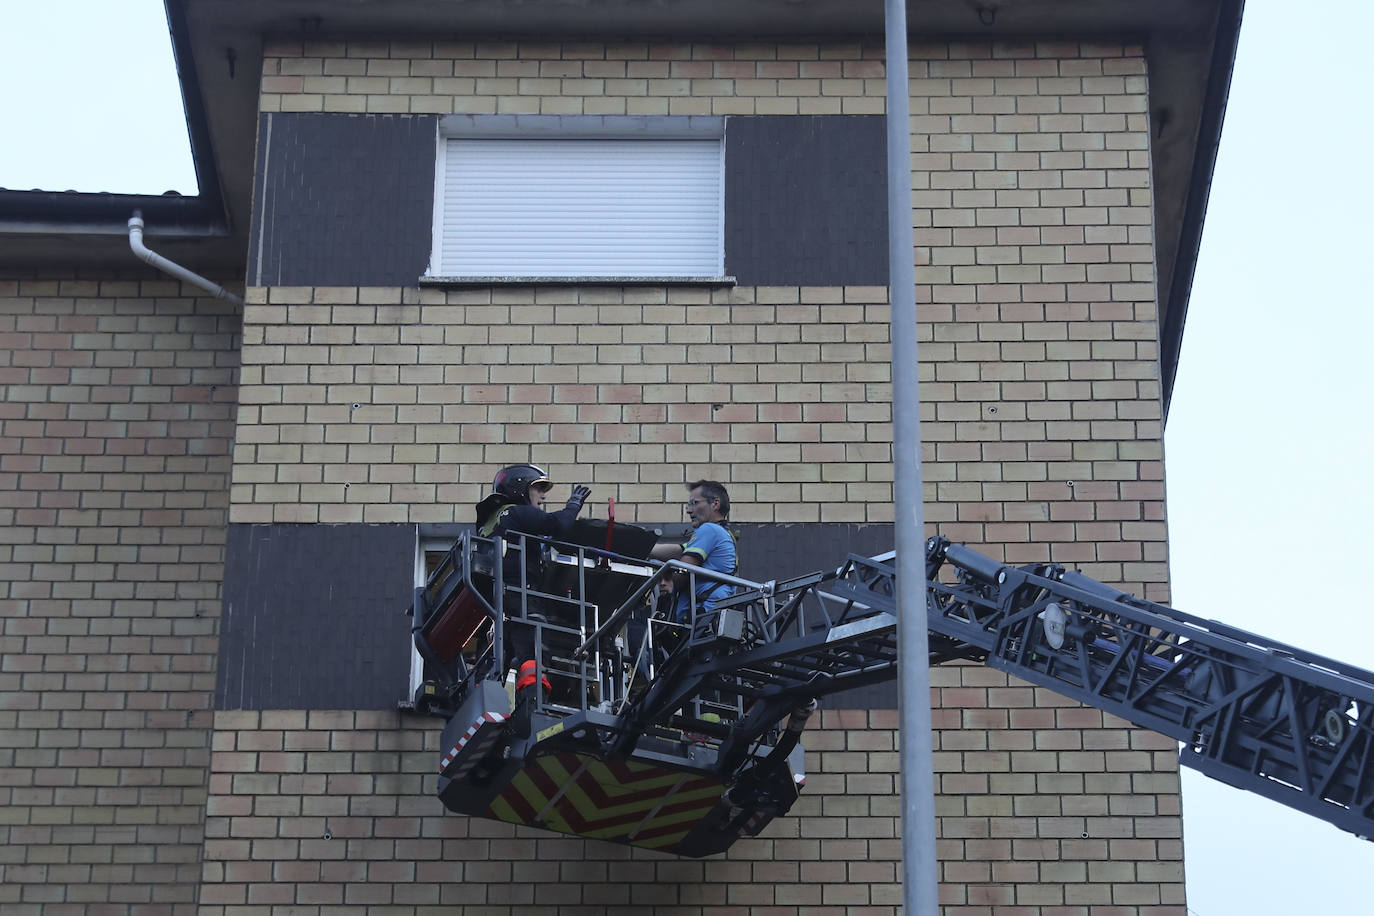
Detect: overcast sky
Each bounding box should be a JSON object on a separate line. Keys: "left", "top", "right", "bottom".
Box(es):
{"left": 2, "top": 2, "right": 1371, "bottom": 913}
{"left": 1163, "top": 2, "right": 1374, "bottom": 912}
{"left": 0, "top": 2, "right": 196, "bottom": 195}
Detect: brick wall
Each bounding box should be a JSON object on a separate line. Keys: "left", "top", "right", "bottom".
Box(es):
{"left": 229, "top": 285, "right": 897, "bottom": 526}
{"left": 258, "top": 38, "right": 889, "bottom": 117}
{"left": 933, "top": 668, "right": 1183, "bottom": 912}
{"left": 230, "top": 281, "right": 1163, "bottom": 589}
{"left": 0, "top": 276, "right": 239, "bottom": 912}
{"left": 198, "top": 698, "right": 1181, "bottom": 913}
{"left": 243, "top": 36, "right": 1163, "bottom": 588}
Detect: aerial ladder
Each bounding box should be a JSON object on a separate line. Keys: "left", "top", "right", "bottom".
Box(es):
{"left": 409, "top": 523, "right": 1374, "bottom": 856}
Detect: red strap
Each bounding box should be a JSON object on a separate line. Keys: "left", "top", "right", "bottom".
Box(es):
{"left": 604, "top": 497, "right": 616, "bottom": 551}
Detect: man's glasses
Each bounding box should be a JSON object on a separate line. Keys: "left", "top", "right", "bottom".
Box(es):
{"left": 685, "top": 497, "right": 712, "bottom": 509}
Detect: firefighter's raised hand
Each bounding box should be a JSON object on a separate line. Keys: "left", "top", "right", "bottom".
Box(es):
{"left": 566, "top": 485, "right": 591, "bottom": 514}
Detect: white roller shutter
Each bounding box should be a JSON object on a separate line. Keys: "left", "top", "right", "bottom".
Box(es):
{"left": 434, "top": 138, "right": 723, "bottom": 278}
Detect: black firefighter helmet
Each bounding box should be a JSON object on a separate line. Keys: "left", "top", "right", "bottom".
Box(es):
{"left": 476, "top": 463, "right": 553, "bottom": 525}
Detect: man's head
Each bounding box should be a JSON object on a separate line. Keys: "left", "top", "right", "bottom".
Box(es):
{"left": 493, "top": 463, "right": 554, "bottom": 506}
{"left": 685, "top": 479, "right": 729, "bottom": 528}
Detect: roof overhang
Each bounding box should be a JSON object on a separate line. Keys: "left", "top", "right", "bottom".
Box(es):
{"left": 0, "top": 0, "right": 1242, "bottom": 411}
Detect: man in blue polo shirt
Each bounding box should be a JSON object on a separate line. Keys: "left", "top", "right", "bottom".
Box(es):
{"left": 651, "top": 479, "right": 736, "bottom": 622}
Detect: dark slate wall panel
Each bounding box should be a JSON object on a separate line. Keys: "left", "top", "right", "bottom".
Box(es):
{"left": 248, "top": 113, "right": 436, "bottom": 287}
{"left": 725, "top": 116, "right": 889, "bottom": 286}
{"left": 733, "top": 522, "right": 894, "bottom": 581}
{"left": 217, "top": 524, "right": 416, "bottom": 710}
{"left": 216, "top": 521, "right": 895, "bottom": 710}
{"left": 735, "top": 522, "right": 897, "bottom": 709}
{"left": 247, "top": 112, "right": 882, "bottom": 287}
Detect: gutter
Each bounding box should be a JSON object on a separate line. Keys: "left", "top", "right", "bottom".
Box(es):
{"left": 163, "top": 0, "right": 227, "bottom": 223}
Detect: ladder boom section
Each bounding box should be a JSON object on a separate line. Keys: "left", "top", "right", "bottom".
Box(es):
{"left": 413, "top": 527, "right": 1374, "bottom": 850}
{"left": 912, "top": 536, "right": 1374, "bottom": 840}
{"left": 614, "top": 555, "right": 900, "bottom": 761}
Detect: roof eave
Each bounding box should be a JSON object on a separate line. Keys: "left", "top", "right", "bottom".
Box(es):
{"left": 1158, "top": 0, "right": 1245, "bottom": 417}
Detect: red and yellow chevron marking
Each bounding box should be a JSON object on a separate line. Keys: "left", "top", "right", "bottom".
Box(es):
{"left": 486, "top": 752, "right": 725, "bottom": 852}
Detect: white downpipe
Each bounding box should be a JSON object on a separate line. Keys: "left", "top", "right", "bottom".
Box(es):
{"left": 127, "top": 211, "right": 243, "bottom": 305}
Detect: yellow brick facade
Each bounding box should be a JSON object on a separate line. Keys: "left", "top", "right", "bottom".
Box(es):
{"left": 0, "top": 277, "right": 239, "bottom": 911}
{"left": 237, "top": 36, "right": 1164, "bottom": 592}
{"left": 196, "top": 700, "right": 1181, "bottom": 911}
{"left": 259, "top": 38, "right": 890, "bottom": 117}
{"left": 230, "top": 282, "right": 1166, "bottom": 591}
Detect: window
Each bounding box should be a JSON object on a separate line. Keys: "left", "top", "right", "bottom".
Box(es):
{"left": 409, "top": 532, "right": 460, "bottom": 705}
{"left": 426, "top": 115, "right": 727, "bottom": 282}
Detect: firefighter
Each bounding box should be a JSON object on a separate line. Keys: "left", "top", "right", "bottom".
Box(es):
{"left": 475, "top": 463, "right": 590, "bottom": 734}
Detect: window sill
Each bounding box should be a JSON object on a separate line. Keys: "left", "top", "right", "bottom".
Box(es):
{"left": 419, "top": 275, "right": 737, "bottom": 288}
